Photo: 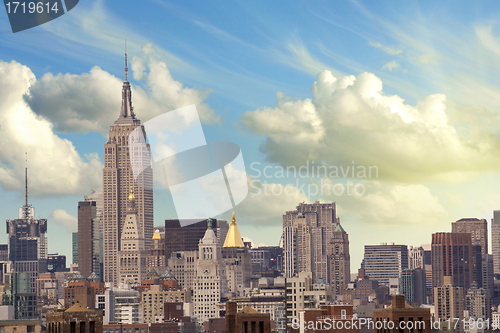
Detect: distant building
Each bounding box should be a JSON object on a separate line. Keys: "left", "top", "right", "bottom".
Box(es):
{"left": 400, "top": 268, "right": 426, "bottom": 305}
{"left": 373, "top": 294, "right": 431, "bottom": 333}
{"left": 96, "top": 287, "right": 141, "bottom": 325}
{"left": 46, "top": 302, "right": 103, "bottom": 333}
{"left": 0, "top": 319, "right": 42, "bottom": 332}
{"left": 102, "top": 54, "right": 154, "bottom": 286}
{"left": 362, "top": 244, "right": 408, "bottom": 286}
{"left": 6, "top": 166, "right": 48, "bottom": 294}
{"left": 117, "top": 188, "right": 148, "bottom": 285}
{"left": 36, "top": 272, "right": 60, "bottom": 307}
{"left": 492, "top": 211, "right": 500, "bottom": 276}
{"left": 193, "top": 218, "right": 228, "bottom": 323}
{"left": 408, "top": 246, "right": 424, "bottom": 269}
{"left": 285, "top": 272, "right": 332, "bottom": 326}
{"left": 72, "top": 232, "right": 78, "bottom": 265}
{"left": 164, "top": 218, "right": 228, "bottom": 260}
{"left": 222, "top": 213, "right": 251, "bottom": 296}
{"left": 434, "top": 276, "right": 464, "bottom": 321}
{"left": 78, "top": 196, "right": 102, "bottom": 278}
{"left": 47, "top": 254, "right": 66, "bottom": 273}
{"left": 147, "top": 229, "right": 166, "bottom": 271}
{"left": 330, "top": 223, "right": 350, "bottom": 299}
{"left": 452, "top": 218, "right": 488, "bottom": 290}
{"left": 298, "top": 304, "right": 359, "bottom": 333}
{"left": 342, "top": 269, "right": 389, "bottom": 306}
{"left": 225, "top": 301, "right": 271, "bottom": 333}
{"left": 250, "top": 246, "right": 283, "bottom": 275}
{"left": 64, "top": 271, "right": 105, "bottom": 309}
{"left": 465, "top": 282, "right": 491, "bottom": 321}
{"left": 431, "top": 233, "right": 473, "bottom": 297}
{"left": 167, "top": 250, "right": 198, "bottom": 290}
{"left": 282, "top": 201, "right": 339, "bottom": 282}
{"left": 3, "top": 272, "right": 38, "bottom": 319}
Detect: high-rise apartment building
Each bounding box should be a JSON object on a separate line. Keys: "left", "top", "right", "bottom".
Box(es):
{"left": 6, "top": 165, "right": 47, "bottom": 294}
{"left": 431, "top": 233, "right": 473, "bottom": 296}
{"left": 434, "top": 276, "right": 464, "bottom": 321}
{"left": 492, "top": 211, "right": 500, "bottom": 276}
{"left": 362, "top": 244, "right": 408, "bottom": 286}
{"left": 330, "top": 224, "right": 350, "bottom": 298}
{"left": 103, "top": 54, "right": 153, "bottom": 285}
{"left": 282, "top": 201, "right": 339, "bottom": 281}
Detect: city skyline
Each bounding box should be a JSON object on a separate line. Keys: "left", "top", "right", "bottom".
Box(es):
{"left": 3, "top": 1, "right": 500, "bottom": 271}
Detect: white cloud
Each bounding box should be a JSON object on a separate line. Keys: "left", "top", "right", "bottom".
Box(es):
{"left": 369, "top": 42, "right": 403, "bottom": 55}
{"left": 0, "top": 61, "right": 102, "bottom": 196}
{"left": 242, "top": 69, "right": 500, "bottom": 183}
{"left": 382, "top": 61, "right": 400, "bottom": 71}
{"left": 50, "top": 209, "right": 77, "bottom": 232}
{"left": 24, "top": 43, "right": 219, "bottom": 135}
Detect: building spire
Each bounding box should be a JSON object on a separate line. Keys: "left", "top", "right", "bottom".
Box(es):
{"left": 22, "top": 152, "right": 32, "bottom": 219}
{"left": 125, "top": 39, "right": 128, "bottom": 82}
{"left": 223, "top": 212, "right": 244, "bottom": 248}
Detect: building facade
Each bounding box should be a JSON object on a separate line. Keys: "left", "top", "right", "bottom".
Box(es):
{"left": 362, "top": 244, "right": 408, "bottom": 286}
{"left": 103, "top": 54, "right": 153, "bottom": 285}
{"left": 283, "top": 201, "right": 339, "bottom": 282}
{"left": 431, "top": 233, "right": 473, "bottom": 296}
{"left": 330, "top": 224, "right": 350, "bottom": 299}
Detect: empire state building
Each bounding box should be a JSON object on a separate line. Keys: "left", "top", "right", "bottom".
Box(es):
{"left": 103, "top": 53, "right": 153, "bottom": 285}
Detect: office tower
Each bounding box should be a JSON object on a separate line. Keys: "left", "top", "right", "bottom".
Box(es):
{"left": 452, "top": 218, "right": 487, "bottom": 289}
{"left": 167, "top": 250, "right": 198, "bottom": 289}
{"left": 77, "top": 200, "right": 97, "bottom": 277}
{"left": 222, "top": 213, "right": 251, "bottom": 295}
{"left": 362, "top": 243, "right": 408, "bottom": 285}
{"left": 164, "top": 219, "right": 228, "bottom": 260}
{"left": 47, "top": 254, "right": 66, "bottom": 273}
{"left": 103, "top": 54, "right": 153, "bottom": 285}
{"left": 431, "top": 233, "right": 473, "bottom": 296}
{"left": 72, "top": 232, "right": 78, "bottom": 264}
{"left": 78, "top": 189, "right": 103, "bottom": 279}
{"left": 408, "top": 246, "right": 424, "bottom": 269}
{"left": 193, "top": 219, "right": 228, "bottom": 323}
{"left": 6, "top": 164, "right": 47, "bottom": 294}
{"left": 117, "top": 188, "right": 147, "bottom": 285}
{"left": 400, "top": 268, "right": 426, "bottom": 305}
{"left": 330, "top": 224, "right": 350, "bottom": 298}
{"left": 147, "top": 229, "right": 166, "bottom": 271}
{"left": 482, "top": 254, "right": 494, "bottom": 296}
{"left": 466, "top": 282, "right": 491, "bottom": 320}
{"left": 282, "top": 201, "right": 339, "bottom": 281}
{"left": 421, "top": 244, "right": 433, "bottom": 303}
{"left": 435, "top": 276, "right": 464, "bottom": 321}
{"left": 493, "top": 211, "right": 500, "bottom": 276}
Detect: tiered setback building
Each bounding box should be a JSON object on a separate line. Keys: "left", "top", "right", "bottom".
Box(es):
{"left": 103, "top": 54, "right": 153, "bottom": 286}
{"left": 283, "top": 201, "right": 339, "bottom": 282}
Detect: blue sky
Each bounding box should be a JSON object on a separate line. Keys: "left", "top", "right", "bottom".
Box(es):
{"left": 2, "top": 0, "right": 500, "bottom": 272}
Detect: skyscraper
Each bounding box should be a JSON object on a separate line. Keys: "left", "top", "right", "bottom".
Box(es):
{"left": 492, "top": 211, "right": 500, "bottom": 276}
{"left": 452, "top": 218, "right": 487, "bottom": 289}
{"left": 282, "top": 201, "right": 339, "bottom": 281}
{"left": 431, "top": 232, "right": 473, "bottom": 296}
{"left": 117, "top": 188, "right": 147, "bottom": 285}
{"left": 102, "top": 53, "right": 153, "bottom": 285}
{"left": 78, "top": 200, "right": 97, "bottom": 278}
{"left": 362, "top": 244, "right": 408, "bottom": 286}
{"left": 330, "top": 223, "right": 350, "bottom": 298}
{"left": 6, "top": 162, "right": 47, "bottom": 294}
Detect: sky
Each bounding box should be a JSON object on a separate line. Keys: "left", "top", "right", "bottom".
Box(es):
{"left": 2, "top": 0, "right": 500, "bottom": 273}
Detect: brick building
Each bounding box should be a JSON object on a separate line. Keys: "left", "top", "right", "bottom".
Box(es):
{"left": 46, "top": 302, "right": 103, "bottom": 333}
{"left": 226, "top": 301, "right": 271, "bottom": 333}
{"left": 373, "top": 295, "right": 431, "bottom": 333}
{"left": 298, "top": 305, "right": 359, "bottom": 333}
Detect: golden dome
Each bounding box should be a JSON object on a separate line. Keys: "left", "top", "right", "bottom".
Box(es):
{"left": 128, "top": 186, "right": 135, "bottom": 201}
{"left": 223, "top": 212, "right": 244, "bottom": 248}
